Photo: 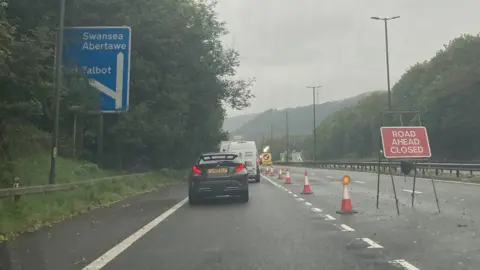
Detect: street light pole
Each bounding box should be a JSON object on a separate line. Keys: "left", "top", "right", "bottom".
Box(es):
{"left": 286, "top": 110, "right": 289, "bottom": 162}
{"left": 371, "top": 16, "right": 400, "bottom": 111}
{"left": 49, "top": 0, "right": 66, "bottom": 185}
{"left": 307, "top": 85, "right": 321, "bottom": 162}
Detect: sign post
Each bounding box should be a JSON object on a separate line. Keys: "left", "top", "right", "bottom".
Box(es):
{"left": 63, "top": 26, "right": 131, "bottom": 165}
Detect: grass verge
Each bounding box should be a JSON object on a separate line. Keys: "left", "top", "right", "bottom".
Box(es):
{"left": 0, "top": 153, "right": 186, "bottom": 240}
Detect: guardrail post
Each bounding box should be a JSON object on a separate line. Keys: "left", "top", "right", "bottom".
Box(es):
{"left": 13, "top": 176, "right": 20, "bottom": 202}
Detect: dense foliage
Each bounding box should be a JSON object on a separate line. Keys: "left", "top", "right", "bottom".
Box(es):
{"left": 301, "top": 34, "right": 480, "bottom": 161}
{"left": 0, "top": 0, "right": 254, "bottom": 185}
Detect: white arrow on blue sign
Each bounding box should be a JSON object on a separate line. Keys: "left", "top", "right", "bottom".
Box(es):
{"left": 63, "top": 26, "right": 131, "bottom": 112}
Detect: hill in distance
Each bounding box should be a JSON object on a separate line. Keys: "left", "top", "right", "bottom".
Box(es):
{"left": 223, "top": 113, "right": 259, "bottom": 132}
{"left": 229, "top": 92, "right": 371, "bottom": 141}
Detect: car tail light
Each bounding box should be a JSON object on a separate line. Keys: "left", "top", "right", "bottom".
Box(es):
{"left": 234, "top": 163, "right": 245, "bottom": 173}
{"left": 192, "top": 165, "right": 202, "bottom": 175}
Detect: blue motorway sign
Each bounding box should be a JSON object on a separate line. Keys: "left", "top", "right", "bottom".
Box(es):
{"left": 63, "top": 26, "right": 131, "bottom": 112}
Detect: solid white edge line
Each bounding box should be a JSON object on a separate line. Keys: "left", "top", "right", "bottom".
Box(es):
{"left": 340, "top": 224, "right": 355, "bottom": 231}
{"left": 359, "top": 238, "right": 383, "bottom": 249}
{"left": 325, "top": 214, "right": 336, "bottom": 220}
{"left": 83, "top": 197, "right": 188, "bottom": 270}
{"left": 389, "top": 259, "right": 420, "bottom": 270}
{"left": 355, "top": 181, "right": 365, "bottom": 184}
{"left": 326, "top": 176, "right": 334, "bottom": 179}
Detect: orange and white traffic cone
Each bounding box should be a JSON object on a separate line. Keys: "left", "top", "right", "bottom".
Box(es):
{"left": 264, "top": 166, "right": 269, "bottom": 174}
{"left": 284, "top": 169, "right": 291, "bottom": 184}
{"left": 301, "top": 170, "right": 313, "bottom": 194}
{"left": 336, "top": 175, "right": 358, "bottom": 214}
{"left": 278, "top": 168, "right": 284, "bottom": 179}
{"left": 270, "top": 167, "right": 274, "bottom": 176}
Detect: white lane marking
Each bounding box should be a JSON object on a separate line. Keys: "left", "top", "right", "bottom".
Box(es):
{"left": 311, "top": 207, "right": 322, "bottom": 213}
{"left": 292, "top": 194, "right": 299, "bottom": 197}
{"left": 305, "top": 202, "right": 312, "bottom": 206}
{"left": 340, "top": 224, "right": 355, "bottom": 232}
{"left": 403, "top": 189, "right": 423, "bottom": 194}
{"left": 296, "top": 197, "right": 305, "bottom": 202}
{"left": 288, "top": 191, "right": 293, "bottom": 194}
{"left": 355, "top": 181, "right": 365, "bottom": 184}
{"left": 82, "top": 197, "right": 188, "bottom": 270}
{"left": 326, "top": 176, "right": 334, "bottom": 179}
{"left": 325, "top": 214, "right": 336, "bottom": 220}
{"left": 389, "top": 259, "right": 420, "bottom": 270}
{"left": 358, "top": 238, "right": 383, "bottom": 249}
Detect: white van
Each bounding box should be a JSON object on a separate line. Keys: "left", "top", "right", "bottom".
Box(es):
{"left": 227, "top": 140, "right": 260, "bottom": 182}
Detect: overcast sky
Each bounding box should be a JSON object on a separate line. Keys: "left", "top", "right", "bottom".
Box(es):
{"left": 215, "top": 0, "right": 480, "bottom": 117}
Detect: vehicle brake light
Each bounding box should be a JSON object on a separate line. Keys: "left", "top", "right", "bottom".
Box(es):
{"left": 234, "top": 163, "right": 245, "bottom": 172}
{"left": 192, "top": 165, "right": 202, "bottom": 174}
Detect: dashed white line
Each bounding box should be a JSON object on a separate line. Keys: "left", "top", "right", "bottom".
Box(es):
{"left": 305, "top": 202, "right": 312, "bottom": 206}
{"left": 358, "top": 238, "right": 383, "bottom": 249}
{"left": 292, "top": 194, "right": 299, "bottom": 197}
{"left": 403, "top": 189, "right": 423, "bottom": 194}
{"left": 389, "top": 259, "right": 420, "bottom": 270}
{"left": 340, "top": 224, "right": 355, "bottom": 232}
{"left": 296, "top": 197, "right": 305, "bottom": 202}
{"left": 311, "top": 207, "right": 323, "bottom": 213}
{"left": 82, "top": 197, "right": 188, "bottom": 270}
{"left": 355, "top": 181, "right": 365, "bottom": 184}
{"left": 325, "top": 214, "right": 336, "bottom": 220}
{"left": 288, "top": 191, "right": 293, "bottom": 194}
{"left": 326, "top": 175, "right": 334, "bottom": 179}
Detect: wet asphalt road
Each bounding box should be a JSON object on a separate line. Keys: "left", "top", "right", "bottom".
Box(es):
{"left": 2, "top": 168, "right": 479, "bottom": 269}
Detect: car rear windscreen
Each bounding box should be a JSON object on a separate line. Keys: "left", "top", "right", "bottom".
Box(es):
{"left": 199, "top": 154, "right": 239, "bottom": 164}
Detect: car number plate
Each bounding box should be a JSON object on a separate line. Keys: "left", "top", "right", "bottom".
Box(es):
{"left": 208, "top": 168, "right": 228, "bottom": 174}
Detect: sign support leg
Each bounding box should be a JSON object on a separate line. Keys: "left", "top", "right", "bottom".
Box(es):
{"left": 388, "top": 160, "right": 400, "bottom": 215}
{"left": 376, "top": 150, "right": 381, "bottom": 209}
{"left": 428, "top": 162, "right": 441, "bottom": 213}
{"left": 411, "top": 161, "right": 417, "bottom": 208}
{"left": 97, "top": 113, "right": 104, "bottom": 166}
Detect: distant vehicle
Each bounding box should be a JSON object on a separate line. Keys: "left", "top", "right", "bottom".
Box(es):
{"left": 227, "top": 140, "right": 260, "bottom": 182}
{"left": 218, "top": 141, "right": 231, "bottom": 152}
{"left": 188, "top": 152, "right": 249, "bottom": 204}
{"left": 231, "top": 135, "right": 244, "bottom": 142}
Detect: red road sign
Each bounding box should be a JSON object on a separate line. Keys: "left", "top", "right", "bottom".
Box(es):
{"left": 380, "top": 126, "right": 431, "bottom": 159}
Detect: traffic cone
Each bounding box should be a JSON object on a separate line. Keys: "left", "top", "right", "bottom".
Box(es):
{"left": 284, "top": 169, "right": 291, "bottom": 184}
{"left": 264, "top": 166, "right": 269, "bottom": 174}
{"left": 278, "top": 168, "right": 284, "bottom": 179}
{"left": 301, "top": 170, "right": 313, "bottom": 194}
{"left": 336, "top": 176, "right": 357, "bottom": 214}
{"left": 270, "top": 167, "right": 274, "bottom": 176}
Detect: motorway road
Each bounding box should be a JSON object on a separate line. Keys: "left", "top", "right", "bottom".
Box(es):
{"left": 1, "top": 168, "right": 479, "bottom": 270}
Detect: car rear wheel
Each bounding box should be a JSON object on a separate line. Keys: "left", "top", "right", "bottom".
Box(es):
{"left": 188, "top": 191, "right": 200, "bottom": 205}
{"left": 240, "top": 190, "right": 249, "bottom": 203}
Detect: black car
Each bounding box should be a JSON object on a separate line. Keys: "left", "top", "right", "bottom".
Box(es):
{"left": 188, "top": 152, "right": 249, "bottom": 205}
